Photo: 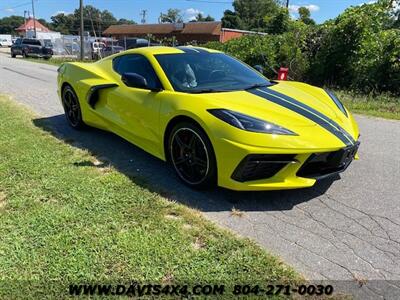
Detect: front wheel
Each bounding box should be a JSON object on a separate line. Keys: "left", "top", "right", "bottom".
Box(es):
{"left": 62, "top": 85, "right": 85, "bottom": 130}
{"left": 168, "top": 122, "right": 217, "bottom": 189}
{"left": 11, "top": 52, "right": 16, "bottom": 58}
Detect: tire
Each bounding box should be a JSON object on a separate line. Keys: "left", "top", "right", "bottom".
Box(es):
{"left": 168, "top": 121, "right": 217, "bottom": 189}
{"left": 22, "top": 51, "right": 27, "bottom": 58}
{"left": 11, "top": 52, "right": 16, "bottom": 58}
{"left": 61, "top": 85, "right": 86, "bottom": 130}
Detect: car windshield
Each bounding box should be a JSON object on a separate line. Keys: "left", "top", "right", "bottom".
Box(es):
{"left": 155, "top": 52, "right": 271, "bottom": 93}
{"left": 24, "top": 39, "right": 41, "bottom": 46}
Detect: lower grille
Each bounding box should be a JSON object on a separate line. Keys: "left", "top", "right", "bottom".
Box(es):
{"left": 232, "top": 154, "right": 296, "bottom": 182}
{"left": 297, "top": 143, "right": 359, "bottom": 179}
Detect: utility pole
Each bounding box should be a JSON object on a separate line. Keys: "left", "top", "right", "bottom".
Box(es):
{"left": 80, "top": 0, "right": 84, "bottom": 60}
{"left": 31, "top": 0, "right": 37, "bottom": 38}
{"left": 140, "top": 10, "right": 147, "bottom": 24}
{"left": 286, "top": 0, "right": 289, "bottom": 8}
{"left": 24, "top": 10, "right": 28, "bottom": 37}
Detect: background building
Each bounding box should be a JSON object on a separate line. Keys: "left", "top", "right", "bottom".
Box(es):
{"left": 16, "top": 17, "right": 61, "bottom": 41}
{"left": 103, "top": 21, "right": 267, "bottom": 44}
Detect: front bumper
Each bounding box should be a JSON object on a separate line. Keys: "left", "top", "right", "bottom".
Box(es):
{"left": 27, "top": 53, "right": 52, "bottom": 58}
{"left": 214, "top": 138, "right": 359, "bottom": 191}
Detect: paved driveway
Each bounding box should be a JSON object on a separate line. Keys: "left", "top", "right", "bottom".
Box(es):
{"left": 1, "top": 54, "right": 399, "bottom": 298}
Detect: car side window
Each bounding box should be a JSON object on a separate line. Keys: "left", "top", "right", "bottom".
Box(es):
{"left": 15, "top": 39, "right": 22, "bottom": 45}
{"left": 113, "top": 54, "right": 162, "bottom": 90}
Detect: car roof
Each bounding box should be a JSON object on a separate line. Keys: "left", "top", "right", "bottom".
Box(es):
{"left": 121, "top": 46, "right": 222, "bottom": 56}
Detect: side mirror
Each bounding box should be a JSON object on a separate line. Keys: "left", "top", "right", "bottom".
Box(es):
{"left": 253, "top": 65, "right": 265, "bottom": 74}
{"left": 121, "top": 73, "right": 148, "bottom": 89}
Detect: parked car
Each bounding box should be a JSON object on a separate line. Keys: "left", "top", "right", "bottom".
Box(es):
{"left": 11, "top": 38, "right": 53, "bottom": 59}
{"left": 0, "top": 35, "right": 12, "bottom": 47}
{"left": 100, "top": 45, "right": 124, "bottom": 58}
{"left": 117, "top": 38, "right": 157, "bottom": 50}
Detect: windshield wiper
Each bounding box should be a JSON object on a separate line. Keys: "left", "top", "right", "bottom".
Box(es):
{"left": 243, "top": 83, "right": 271, "bottom": 90}
{"left": 190, "top": 89, "right": 230, "bottom": 94}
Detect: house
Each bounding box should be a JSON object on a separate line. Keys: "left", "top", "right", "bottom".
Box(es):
{"left": 16, "top": 17, "right": 61, "bottom": 41}
{"left": 103, "top": 22, "right": 221, "bottom": 44}
{"left": 220, "top": 28, "right": 268, "bottom": 43}
{"left": 16, "top": 17, "right": 52, "bottom": 35}
{"left": 103, "top": 21, "right": 267, "bottom": 44}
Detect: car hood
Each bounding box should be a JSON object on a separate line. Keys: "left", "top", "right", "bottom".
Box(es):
{"left": 205, "top": 81, "right": 342, "bottom": 128}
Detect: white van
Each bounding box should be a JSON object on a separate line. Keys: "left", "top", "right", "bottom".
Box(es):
{"left": 0, "top": 35, "right": 12, "bottom": 47}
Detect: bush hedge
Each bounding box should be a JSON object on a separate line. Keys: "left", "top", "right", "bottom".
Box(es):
{"left": 205, "top": 1, "right": 400, "bottom": 95}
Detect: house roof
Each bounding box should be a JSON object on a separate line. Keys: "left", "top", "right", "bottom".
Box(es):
{"left": 181, "top": 22, "right": 221, "bottom": 35}
{"left": 16, "top": 18, "right": 52, "bottom": 33}
{"left": 103, "top": 22, "right": 222, "bottom": 36}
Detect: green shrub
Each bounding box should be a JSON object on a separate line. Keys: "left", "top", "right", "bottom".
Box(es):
{"left": 205, "top": 29, "right": 309, "bottom": 81}
{"left": 205, "top": 1, "right": 400, "bottom": 95}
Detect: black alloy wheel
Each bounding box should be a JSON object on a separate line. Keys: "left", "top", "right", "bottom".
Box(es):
{"left": 62, "top": 85, "right": 85, "bottom": 129}
{"left": 169, "top": 122, "right": 217, "bottom": 189}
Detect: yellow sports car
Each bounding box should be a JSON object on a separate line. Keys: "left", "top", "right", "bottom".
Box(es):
{"left": 57, "top": 46, "right": 359, "bottom": 191}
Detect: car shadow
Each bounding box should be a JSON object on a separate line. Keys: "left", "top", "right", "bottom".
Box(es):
{"left": 32, "top": 114, "right": 339, "bottom": 213}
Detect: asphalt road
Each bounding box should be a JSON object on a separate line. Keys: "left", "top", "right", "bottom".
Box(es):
{"left": 1, "top": 53, "right": 399, "bottom": 298}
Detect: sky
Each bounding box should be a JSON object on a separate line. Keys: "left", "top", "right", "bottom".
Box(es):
{"left": 0, "top": 0, "right": 377, "bottom": 24}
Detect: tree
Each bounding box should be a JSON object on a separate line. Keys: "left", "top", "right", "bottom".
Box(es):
{"left": 308, "top": 0, "right": 399, "bottom": 93}
{"left": 72, "top": 5, "right": 118, "bottom": 36}
{"left": 221, "top": 0, "right": 285, "bottom": 31}
{"left": 117, "top": 18, "right": 136, "bottom": 25}
{"left": 49, "top": 5, "right": 134, "bottom": 35}
{"left": 233, "top": 0, "right": 281, "bottom": 31}
{"left": 0, "top": 15, "right": 25, "bottom": 35}
{"left": 190, "top": 13, "right": 215, "bottom": 22}
{"left": 50, "top": 13, "right": 74, "bottom": 35}
{"left": 221, "top": 10, "right": 242, "bottom": 29}
{"left": 159, "top": 9, "right": 183, "bottom": 23}
{"left": 264, "top": 7, "right": 290, "bottom": 34}
{"left": 298, "top": 7, "right": 316, "bottom": 25}
{"left": 37, "top": 18, "right": 52, "bottom": 30}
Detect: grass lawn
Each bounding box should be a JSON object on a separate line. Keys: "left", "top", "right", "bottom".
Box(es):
{"left": 20, "top": 56, "right": 82, "bottom": 67}
{"left": 336, "top": 90, "right": 400, "bottom": 120}
{"left": 0, "top": 95, "right": 299, "bottom": 298}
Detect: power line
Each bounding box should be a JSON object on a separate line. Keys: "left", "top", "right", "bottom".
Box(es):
{"left": 1, "top": 0, "right": 33, "bottom": 11}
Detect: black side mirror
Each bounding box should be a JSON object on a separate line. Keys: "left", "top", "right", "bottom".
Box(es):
{"left": 121, "top": 73, "right": 148, "bottom": 89}
{"left": 253, "top": 65, "right": 265, "bottom": 74}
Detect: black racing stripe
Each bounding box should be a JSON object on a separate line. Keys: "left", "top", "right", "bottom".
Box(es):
{"left": 248, "top": 87, "right": 354, "bottom": 146}
{"left": 176, "top": 46, "right": 208, "bottom": 54}
{"left": 265, "top": 88, "right": 355, "bottom": 145}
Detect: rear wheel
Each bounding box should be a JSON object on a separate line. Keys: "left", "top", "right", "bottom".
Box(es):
{"left": 22, "top": 51, "right": 27, "bottom": 58}
{"left": 62, "top": 85, "right": 85, "bottom": 130}
{"left": 168, "top": 122, "right": 217, "bottom": 189}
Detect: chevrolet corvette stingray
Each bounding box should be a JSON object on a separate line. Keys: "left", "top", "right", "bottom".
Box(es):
{"left": 57, "top": 46, "right": 360, "bottom": 190}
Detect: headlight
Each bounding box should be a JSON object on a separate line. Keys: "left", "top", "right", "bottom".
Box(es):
{"left": 325, "top": 89, "right": 348, "bottom": 117}
{"left": 208, "top": 109, "right": 297, "bottom": 135}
